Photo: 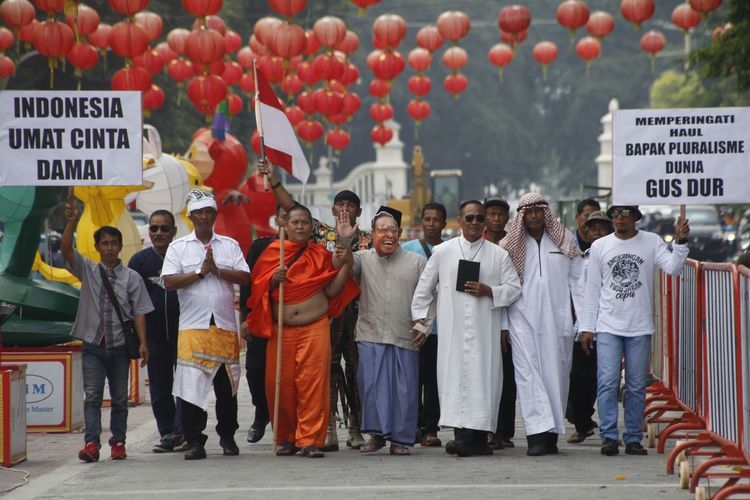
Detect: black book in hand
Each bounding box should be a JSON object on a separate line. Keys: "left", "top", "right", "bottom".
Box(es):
{"left": 456, "top": 259, "right": 480, "bottom": 292}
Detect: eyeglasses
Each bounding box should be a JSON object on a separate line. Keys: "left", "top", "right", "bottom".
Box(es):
{"left": 149, "top": 224, "right": 173, "bottom": 233}
{"left": 463, "top": 214, "right": 486, "bottom": 223}
{"left": 610, "top": 209, "right": 632, "bottom": 218}
{"left": 375, "top": 227, "right": 398, "bottom": 235}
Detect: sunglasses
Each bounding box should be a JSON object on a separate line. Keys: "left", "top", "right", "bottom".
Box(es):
{"left": 610, "top": 209, "right": 632, "bottom": 218}
{"left": 149, "top": 224, "right": 173, "bottom": 233}
{"left": 463, "top": 214, "right": 486, "bottom": 223}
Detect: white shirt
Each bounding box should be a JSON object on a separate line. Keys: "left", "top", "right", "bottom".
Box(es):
{"left": 162, "top": 231, "right": 249, "bottom": 333}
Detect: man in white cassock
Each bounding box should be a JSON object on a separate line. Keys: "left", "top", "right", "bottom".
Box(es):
{"left": 500, "top": 192, "right": 584, "bottom": 457}
{"left": 412, "top": 200, "right": 521, "bottom": 457}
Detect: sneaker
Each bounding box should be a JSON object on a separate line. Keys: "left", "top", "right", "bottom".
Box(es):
{"left": 111, "top": 442, "right": 127, "bottom": 460}
{"left": 600, "top": 438, "right": 619, "bottom": 456}
{"left": 78, "top": 441, "right": 100, "bottom": 462}
{"left": 625, "top": 442, "right": 648, "bottom": 456}
{"left": 172, "top": 435, "right": 189, "bottom": 452}
{"left": 347, "top": 429, "right": 366, "bottom": 449}
{"left": 420, "top": 432, "right": 442, "bottom": 447}
{"left": 153, "top": 436, "right": 174, "bottom": 453}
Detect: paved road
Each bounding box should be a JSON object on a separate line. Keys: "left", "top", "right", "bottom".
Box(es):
{"left": 1, "top": 373, "right": 691, "bottom": 500}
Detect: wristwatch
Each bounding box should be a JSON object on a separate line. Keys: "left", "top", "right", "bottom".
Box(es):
{"left": 194, "top": 268, "right": 205, "bottom": 279}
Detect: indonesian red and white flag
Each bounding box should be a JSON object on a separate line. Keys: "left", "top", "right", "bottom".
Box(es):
{"left": 254, "top": 67, "right": 310, "bottom": 185}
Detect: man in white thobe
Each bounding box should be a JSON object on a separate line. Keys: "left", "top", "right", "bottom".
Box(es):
{"left": 500, "top": 192, "right": 584, "bottom": 456}
{"left": 412, "top": 200, "right": 521, "bottom": 457}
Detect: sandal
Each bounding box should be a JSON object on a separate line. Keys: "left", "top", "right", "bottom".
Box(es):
{"left": 389, "top": 444, "right": 412, "bottom": 456}
{"left": 299, "top": 446, "right": 325, "bottom": 458}
{"left": 359, "top": 435, "right": 387, "bottom": 453}
{"left": 275, "top": 441, "right": 300, "bottom": 456}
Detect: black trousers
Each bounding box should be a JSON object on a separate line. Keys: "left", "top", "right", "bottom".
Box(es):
{"left": 182, "top": 364, "right": 239, "bottom": 446}
{"left": 418, "top": 334, "right": 440, "bottom": 434}
{"left": 569, "top": 341, "right": 597, "bottom": 433}
{"left": 495, "top": 345, "right": 517, "bottom": 439}
{"left": 330, "top": 302, "right": 361, "bottom": 428}
{"left": 244, "top": 335, "right": 269, "bottom": 427}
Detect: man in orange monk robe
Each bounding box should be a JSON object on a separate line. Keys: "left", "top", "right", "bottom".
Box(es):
{"left": 247, "top": 204, "right": 359, "bottom": 458}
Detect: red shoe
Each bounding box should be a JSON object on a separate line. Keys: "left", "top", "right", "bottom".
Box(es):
{"left": 111, "top": 442, "right": 127, "bottom": 460}
{"left": 78, "top": 442, "right": 100, "bottom": 462}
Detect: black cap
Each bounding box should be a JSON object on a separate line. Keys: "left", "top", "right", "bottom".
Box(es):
{"left": 483, "top": 197, "right": 509, "bottom": 211}
{"left": 333, "top": 190, "right": 361, "bottom": 208}
{"left": 372, "top": 205, "right": 402, "bottom": 229}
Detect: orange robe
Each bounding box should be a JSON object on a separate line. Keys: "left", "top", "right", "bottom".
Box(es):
{"left": 247, "top": 240, "right": 359, "bottom": 448}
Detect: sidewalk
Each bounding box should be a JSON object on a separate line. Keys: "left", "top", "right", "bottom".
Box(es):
{"left": 1, "top": 373, "right": 692, "bottom": 500}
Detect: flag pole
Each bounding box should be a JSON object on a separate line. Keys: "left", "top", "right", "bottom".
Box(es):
{"left": 253, "top": 60, "right": 270, "bottom": 191}
{"left": 271, "top": 227, "right": 285, "bottom": 455}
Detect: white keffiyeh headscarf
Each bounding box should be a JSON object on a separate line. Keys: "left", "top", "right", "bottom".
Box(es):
{"left": 499, "top": 192, "right": 579, "bottom": 283}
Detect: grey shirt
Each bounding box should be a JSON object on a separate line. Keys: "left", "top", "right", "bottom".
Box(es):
{"left": 67, "top": 250, "right": 154, "bottom": 347}
{"left": 352, "top": 246, "right": 428, "bottom": 351}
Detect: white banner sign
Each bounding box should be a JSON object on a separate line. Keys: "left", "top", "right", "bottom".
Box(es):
{"left": 612, "top": 107, "right": 750, "bottom": 205}
{"left": 0, "top": 91, "right": 143, "bottom": 186}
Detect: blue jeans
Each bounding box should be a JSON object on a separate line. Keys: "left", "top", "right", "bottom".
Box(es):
{"left": 595, "top": 333, "right": 651, "bottom": 445}
{"left": 82, "top": 342, "right": 131, "bottom": 445}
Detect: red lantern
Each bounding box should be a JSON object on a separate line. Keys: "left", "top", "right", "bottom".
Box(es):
{"left": 312, "top": 52, "right": 345, "bottom": 81}
{"left": 442, "top": 46, "right": 467, "bottom": 72}
{"left": 335, "top": 29, "right": 359, "bottom": 55}
{"left": 133, "top": 11, "right": 163, "bottom": 43}
{"left": 416, "top": 25, "right": 443, "bottom": 53}
{"left": 557, "top": 0, "right": 590, "bottom": 37}
{"left": 67, "top": 42, "right": 99, "bottom": 77}
{"left": 195, "top": 15, "right": 226, "bottom": 35}
{"left": 224, "top": 29, "right": 241, "bottom": 54}
{"left": 295, "top": 90, "right": 315, "bottom": 115}
{"left": 500, "top": 29, "right": 527, "bottom": 46}
{"left": 268, "top": 0, "right": 308, "bottom": 18}
{"left": 640, "top": 29, "right": 665, "bottom": 71}
{"left": 373, "top": 13, "right": 407, "bottom": 49}
{"left": 620, "top": 0, "right": 655, "bottom": 31}
{"left": 350, "top": 0, "right": 380, "bottom": 16}
{"left": 443, "top": 73, "right": 467, "bottom": 97}
{"left": 280, "top": 73, "right": 302, "bottom": 96}
{"left": 532, "top": 41, "right": 558, "bottom": 80}
{"left": 689, "top": 0, "right": 722, "bottom": 17}
{"left": 586, "top": 11, "right": 615, "bottom": 39}
{"left": 408, "top": 47, "right": 432, "bottom": 72}
{"left": 326, "top": 128, "right": 350, "bottom": 151}
{"left": 370, "top": 124, "right": 392, "bottom": 146}
{"left": 0, "top": 54, "right": 15, "bottom": 78}
{"left": 368, "top": 78, "right": 389, "bottom": 99}
{"left": 237, "top": 71, "right": 255, "bottom": 96}
{"left": 109, "top": 0, "right": 149, "bottom": 16}
{"left": 143, "top": 84, "right": 165, "bottom": 112}
{"left": 64, "top": 4, "right": 100, "bottom": 38}
{"left": 285, "top": 105, "right": 304, "bottom": 126}
{"left": 133, "top": 48, "right": 164, "bottom": 75}
{"left": 32, "top": 19, "right": 74, "bottom": 60}
{"left": 672, "top": 4, "right": 701, "bottom": 33}
{"left": 370, "top": 50, "right": 405, "bottom": 82}
{"left": 185, "top": 27, "right": 225, "bottom": 65}
{"left": 313, "top": 88, "right": 344, "bottom": 116}
{"left": 268, "top": 22, "right": 306, "bottom": 59}
{"left": 18, "top": 18, "right": 38, "bottom": 44}
{"left": 33, "top": 0, "right": 64, "bottom": 14}
{"left": 168, "top": 58, "right": 194, "bottom": 83}
{"left": 236, "top": 46, "right": 256, "bottom": 69}
{"left": 498, "top": 5, "right": 531, "bottom": 38}
{"left": 488, "top": 43, "right": 513, "bottom": 80}
{"left": 254, "top": 17, "right": 283, "bottom": 47}
{"left": 407, "top": 75, "right": 431, "bottom": 96}
{"left": 111, "top": 66, "right": 152, "bottom": 91}
{"left": 182, "top": 0, "right": 222, "bottom": 17}
{"left": 304, "top": 29, "right": 320, "bottom": 55}
{"left": 369, "top": 102, "right": 393, "bottom": 123}
{"left": 187, "top": 74, "right": 228, "bottom": 114}
{"left": 436, "top": 11, "right": 470, "bottom": 44}
{"left": 0, "top": 0, "right": 35, "bottom": 34}
{"left": 227, "top": 92, "right": 242, "bottom": 115}
{"left": 155, "top": 41, "right": 177, "bottom": 65}
{"left": 89, "top": 23, "right": 111, "bottom": 53}
{"left": 407, "top": 99, "right": 430, "bottom": 123}
{"left": 256, "top": 55, "right": 285, "bottom": 83}
{"left": 341, "top": 91, "right": 361, "bottom": 117}
{"left": 575, "top": 36, "right": 600, "bottom": 71}
{"left": 313, "top": 15, "right": 347, "bottom": 48}
{"left": 296, "top": 119, "right": 324, "bottom": 145}
{"left": 221, "top": 60, "right": 242, "bottom": 85}
{"left": 295, "top": 60, "right": 318, "bottom": 86}
{"left": 0, "top": 27, "right": 15, "bottom": 52}
{"left": 167, "top": 28, "right": 190, "bottom": 54}
{"left": 109, "top": 21, "right": 150, "bottom": 60}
